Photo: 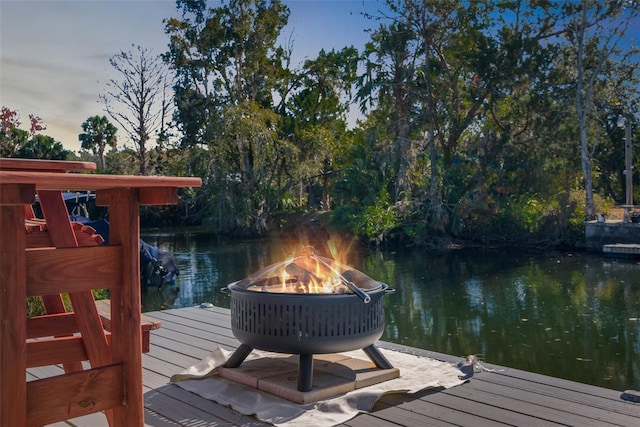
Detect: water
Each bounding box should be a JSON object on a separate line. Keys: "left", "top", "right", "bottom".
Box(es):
{"left": 141, "top": 230, "right": 640, "bottom": 391}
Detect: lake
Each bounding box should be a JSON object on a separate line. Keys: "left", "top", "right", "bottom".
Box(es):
{"left": 141, "top": 230, "right": 640, "bottom": 392}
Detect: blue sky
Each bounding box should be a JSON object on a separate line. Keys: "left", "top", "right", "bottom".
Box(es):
{"left": 1, "top": 0, "right": 382, "bottom": 151}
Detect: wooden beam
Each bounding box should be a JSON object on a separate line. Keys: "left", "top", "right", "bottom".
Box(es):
{"left": 139, "top": 187, "right": 178, "bottom": 205}
{"left": 27, "top": 336, "right": 88, "bottom": 368}
{"left": 27, "top": 312, "right": 79, "bottom": 339}
{"left": 94, "top": 299, "right": 161, "bottom": 353}
{"left": 0, "top": 183, "right": 35, "bottom": 205}
{"left": 27, "top": 365, "right": 123, "bottom": 426}
{"left": 0, "top": 158, "right": 96, "bottom": 172}
{"left": 1, "top": 170, "right": 201, "bottom": 191}
{"left": 26, "top": 246, "right": 122, "bottom": 296}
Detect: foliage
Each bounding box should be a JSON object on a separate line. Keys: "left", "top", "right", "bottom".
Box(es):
{"left": 0, "top": 126, "right": 29, "bottom": 158}
{"left": 102, "top": 149, "right": 140, "bottom": 175}
{"left": 14, "top": 135, "right": 71, "bottom": 160}
{"left": 354, "top": 187, "right": 398, "bottom": 244}
{"left": 164, "top": 0, "right": 292, "bottom": 234}
{"left": 0, "top": 107, "right": 68, "bottom": 159}
{"left": 79, "top": 115, "right": 118, "bottom": 170}
{"left": 561, "top": 0, "right": 640, "bottom": 220}
{"left": 163, "top": 0, "right": 362, "bottom": 234}
{"left": 26, "top": 289, "right": 109, "bottom": 318}
{"left": 344, "top": 0, "right": 639, "bottom": 246}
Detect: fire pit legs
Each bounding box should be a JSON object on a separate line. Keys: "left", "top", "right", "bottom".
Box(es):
{"left": 225, "top": 346, "right": 316, "bottom": 392}
{"left": 298, "top": 354, "right": 313, "bottom": 392}
{"left": 363, "top": 344, "right": 393, "bottom": 369}
{"left": 223, "top": 344, "right": 395, "bottom": 394}
{"left": 224, "top": 343, "right": 253, "bottom": 368}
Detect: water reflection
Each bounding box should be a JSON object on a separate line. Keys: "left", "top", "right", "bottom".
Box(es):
{"left": 141, "top": 231, "right": 640, "bottom": 391}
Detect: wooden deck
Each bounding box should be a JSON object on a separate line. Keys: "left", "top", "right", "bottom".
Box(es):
{"left": 34, "top": 305, "right": 639, "bottom": 427}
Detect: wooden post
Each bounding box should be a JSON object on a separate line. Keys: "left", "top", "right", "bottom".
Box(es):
{"left": 98, "top": 189, "right": 144, "bottom": 425}
{"left": 0, "top": 187, "right": 29, "bottom": 426}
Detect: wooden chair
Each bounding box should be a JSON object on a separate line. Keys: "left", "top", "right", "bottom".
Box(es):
{"left": 0, "top": 158, "right": 201, "bottom": 426}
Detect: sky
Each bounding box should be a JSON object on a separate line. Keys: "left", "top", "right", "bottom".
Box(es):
{"left": 1, "top": 0, "right": 383, "bottom": 152}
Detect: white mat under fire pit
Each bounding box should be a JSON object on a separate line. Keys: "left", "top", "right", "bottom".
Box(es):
{"left": 170, "top": 346, "right": 472, "bottom": 427}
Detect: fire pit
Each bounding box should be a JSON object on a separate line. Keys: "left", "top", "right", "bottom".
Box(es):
{"left": 222, "top": 253, "right": 394, "bottom": 392}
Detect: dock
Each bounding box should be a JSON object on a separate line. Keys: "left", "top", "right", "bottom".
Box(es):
{"left": 603, "top": 243, "right": 640, "bottom": 257}
{"left": 585, "top": 217, "right": 640, "bottom": 253}
{"left": 34, "top": 305, "right": 639, "bottom": 426}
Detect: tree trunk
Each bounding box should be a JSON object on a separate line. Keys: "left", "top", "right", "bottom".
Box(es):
{"left": 576, "top": 2, "right": 595, "bottom": 221}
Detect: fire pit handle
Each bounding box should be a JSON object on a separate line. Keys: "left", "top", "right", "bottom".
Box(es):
{"left": 348, "top": 282, "right": 371, "bottom": 303}
{"left": 221, "top": 286, "right": 231, "bottom": 294}
{"left": 312, "top": 255, "right": 372, "bottom": 303}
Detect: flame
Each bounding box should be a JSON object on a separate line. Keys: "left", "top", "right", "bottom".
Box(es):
{"left": 269, "top": 255, "right": 342, "bottom": 294}
{"left": 244, "top": 232, "right": 357, "bottom": 294}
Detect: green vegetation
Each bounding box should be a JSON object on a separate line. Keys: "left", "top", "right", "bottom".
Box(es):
{"left": 2, "top": 0, "right": 639, "bottom": 249}
{"left": 26, "top": 289, "right": 109, "bottom": 318}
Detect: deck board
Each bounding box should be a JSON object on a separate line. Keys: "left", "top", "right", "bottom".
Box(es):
{"left": 433, "top": 384, "right": 615, "bottom": 426}
{"left": 30, "top": 305, "right": 639, "bottom": 426}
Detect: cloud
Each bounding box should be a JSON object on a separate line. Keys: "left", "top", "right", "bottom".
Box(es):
{"left": 2, "top": 55, "right": 105, "bottom": 150}
{"left": 1, "top": 0, "right": 176, "bottom": 152}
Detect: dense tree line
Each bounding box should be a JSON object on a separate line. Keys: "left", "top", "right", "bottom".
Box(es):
{"left": 3, "top": 0, "right": 639, "bottom": 248}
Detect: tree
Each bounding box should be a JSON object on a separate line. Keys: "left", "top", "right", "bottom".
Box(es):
{"left": 165, "top": 0, "right": 290, "bottom": 147}
{"left": 561, "top": 0, "right": 639, "bottom": 220}
{"left": 15, "top": 134, "right": 71, "bottom": 160}
{"left": 358, "top": 16, "right": 419, "bottom": 205}
{"left": 165, "top": 0, "right": 291, "bottom": 233}
{"left": 283, "top": 47, "right": 359, "bottom": 209}
{"left": 78, "top": 115, "right": 118, "bottom": 170}
{"left": 1, "top": 107, "right": 46, "bottom": 157}
{"left": 358, "top": 0, "right": 499, "bottom": 231}
{"left": 100, "top": 45, "right": 174, "bottom": 175}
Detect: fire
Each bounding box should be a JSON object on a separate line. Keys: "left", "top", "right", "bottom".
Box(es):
{"left": 248, "top": 254, "right": 344, "bottom": 294}
{"left": 250, "top": 256, "right": 353, "bottom": 294}
{"left": 236, "top": 230, "right": 365, "bottom": 294}
{"left": 267, "top": 254, "right": 350, "bottom": 294}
